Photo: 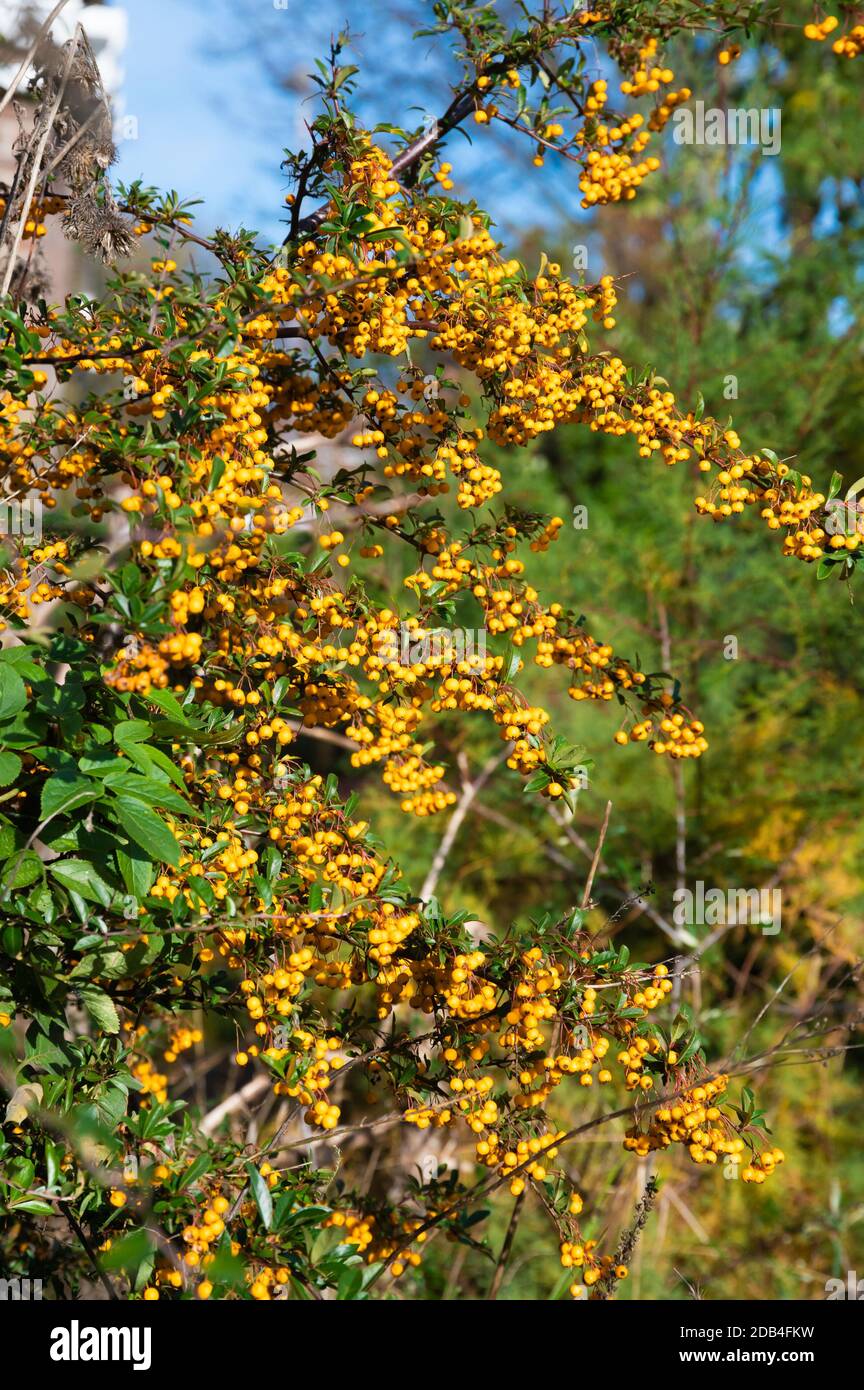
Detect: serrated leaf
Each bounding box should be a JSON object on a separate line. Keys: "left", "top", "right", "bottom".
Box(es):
{"left": 79, "top": 987, "right": 120, "bottom": 1034}
{"left": 145, "top": 687, "right": 190, "bottom": 722}
{"left": 2, "top": 849, "right": 43, "bottom": 891}
{"left": 0, "top": 751, "right": 21, "bottom": 786}
{"left": 116, "top": 844, "right": 155, "bottom": 899}
{"left": 50, "top": 858, "right": 113, "bottom": 905}
{"left": 111, "top": 796, "right": 180, "bottom": 867}
{"left": 0, "top": 666, "right": 27, "bottom": 721}
{"left": 40, "top": 775, "right": 98, "bottom": 823}
{"left": 113, "top": 720, "right": 152, "bottom": 746}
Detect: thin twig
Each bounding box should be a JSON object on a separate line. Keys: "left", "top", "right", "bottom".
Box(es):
{"left": 65, "top": 1207, "right": 119, "bottom": 1301}
{"left": 487, "top": 1191, "right": 524, "bottom": 1299}
{"left": 200, "top": 1073, "right": 271, "bottom": 1135}
{"left": 0, "top": 0, "right": 74, "bottom": 123}
{"left": 420, "top": 749, "right": 506, "bottom": 903}
{"left": 1, "top": 25, "right": 81, "bottom": 298}
{"left": 581, "top": 799, "right": 612, "bottom": 910}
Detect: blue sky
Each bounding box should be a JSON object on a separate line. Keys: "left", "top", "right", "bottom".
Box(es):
{"left": 114, "top": 0, "right": 294, "bottom": 242}
{"left": 111, "top": 0, "right": 596, "bottom": 248}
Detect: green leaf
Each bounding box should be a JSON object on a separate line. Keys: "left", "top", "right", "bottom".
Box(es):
{"left": 0, "top": 751, "right": 21, "bottom": 786}
{"left": 145, "top": 687, "right": 191, "bottom": 723}
{"left": 677, "top": 1035, "right": 702, "bottom": 1065}
{"left": 337, "top": 1263, "right": 364, "bottom": 1299}
{"left": 50, "top": 858, "right": 113, "bottom": 905}
{"left": 134, "top": 1253, "right": 156, "bottom": 1293}
{"left": 0, "top": 666, "right": 27, "bottom": 721}
{"left": 1, "top": 850, "right": 43, "bottom": 891}
{"left": 115, "top": 742, "right": 156, "bottom": 778}
{"left": 103, "top": 771, "right": 188, "bottom": 813}
{"left": 114, "top": 719, "right": 152, "bottom": 746}
{"left": 116, "top": 845, "right": 155, "bottom": 899}
{"left": 186, "top": 874, "right": 215, "bottom": 908}
{"left": 0, "top": 816, "right": 18, "bottom": 859}
{"left": 504, "top": 646, "right": 522, "bottom": 682}
{"left": 141, "top": 746, "right": 188, "bottom": 790}
{"left": 111, "top": 796, "right": 180, "bottom": 867}
{"left": 40, "top": 774, "right": 98, "bottom": 823}
{"left": 79, "top": 987, "right": 120, "bottom": 1034}
{"left": 9, "top": 1198, "right": 55, "bottom": 1215}
{"left": 91, "top": 950, "right": 129, "bottom": 980}
{"left": 92, "top": 1083, "right": 129, "bottom": 1128}
{"left": 246, "top": 1161, "right": 273, "bottom": 1230}
{"left": 101, "top": 1228, "right": 154, "bottom": 1272}
{"left": 177, "top": 1152, "right": 212, "bottom": 1190}
{"left": 45, "top": 1139, "right": 63, "bottom": 1189}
